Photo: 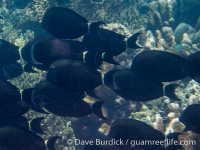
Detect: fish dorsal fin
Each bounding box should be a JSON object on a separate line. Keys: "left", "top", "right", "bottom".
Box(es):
{"left": 89, "top": 21, "right": 106, "bottom": 35}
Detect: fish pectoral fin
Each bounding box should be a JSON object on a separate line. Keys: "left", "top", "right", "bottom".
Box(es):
{"left": 92, "top": 101, "right": 107, "bottom": 120}
{"left": 30, "top": 117, "right": 46, "bottom": 134}
{"left": 46, "top": 136, "right": 62, "bottom": 150}
{"left": 103, "top": 53, "right": 119, "bottom": 65}
{"left": 23, "top": 64, "right": 37, "bottom": 73}
{"left": 89, "top": 21, "right": 106, "bottom": 35}
{"left": 126, "top": 32, "right": 143, "bottom": 49}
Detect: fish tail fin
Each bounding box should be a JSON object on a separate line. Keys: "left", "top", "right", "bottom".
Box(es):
{"left": 103, "top": 53, "right": 119, "bottom": 65}
{"left": 30, "top": 117, "right": 46, "bottom": 134}
{"left": 46, "top": 136, "right": 62, "bottom": 150}
{"left": 22, "top": 88, "right": 49, "bottom": 114}
{"left": 126, "top": 32, "right": 142, "bottom": 49}
{"left": 92, "top": 101, "right": 107, "bottom": 120}
{"left": 31, "top": 90, "right": 50, "bottom": 106}
{"left": 84, "top": 49, "right": 104, "bottom": 69}
{"left": 103, "top": 69, "right": 120, "bottom": 88}
{"left": 89, "top": 21, "right": 106, "bottom": 35}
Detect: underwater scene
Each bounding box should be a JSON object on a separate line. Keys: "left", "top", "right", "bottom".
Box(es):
{"left": 0, "top": 0, "right": 200, "bottom": 150}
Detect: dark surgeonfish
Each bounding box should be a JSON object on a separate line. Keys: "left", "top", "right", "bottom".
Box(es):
{"left": 0, "top": 39, "right": 20, "bottom": 68}
{"left": 22, "top": 88, "right": 49, "bottom": 114}
{"left": 109, "top": 119, "right": 165, "bottom": 149}
{"left": 0, "top": 116, "right": 45, "bottom": 135}
{"left": 44, "top": 97, "right": 107, "bottom": 120}
{"left": 0, "top": 79, "right": 21, "bottom": 106}
{"left": 0, "top": 100, "right": 29, "bottom": 118}
{"left": 0, "top": 116, "right": 28, "bottom": 129}
{"left": 31, "top": 81, "right": 85, "bottom": 106}
{"left": 179, "top": 104, "right": 200, "bottom": 134}
{"left": 82, "top": 22, "right": 141, "bottom": 66}
{"left": 103, "top": 69, "right": 163, "bottom": 101}
{"left": 0, "top": 62, "right": 23, "bottom": 80}
{"left": 0, "top": 126, "right": 60, "bottom": 150}
{"left": 46, "top": 59, "right": 102, "bottom": 98}
{"left": 41, "top": 7, "right": 88, "bottom": 39}
{"left": 21, "top": 37, "right": 85, "bottom": 72}
{"left": 0, "top": 79, "right": 47, "bottom": 115}
{"left": 130, "top": 50, "right": 187, "bottom": 82}
{"left": 182, "top": 51, "right": 200, "bottom": 83}
{"left": 31, "top": 81, "right": 107, "bottom": 120}
{"left": 109, "top": 119, "right": 183, "bottom": 150}
{"left": 164, "top": 83, "right": 183, "bottom": 101}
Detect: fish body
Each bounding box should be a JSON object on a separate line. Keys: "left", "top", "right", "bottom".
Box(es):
{"left": 179, "top": 104, "right": 200, "bottom": 134}
{"left": 82, "top": 22, "right": 141, "bottom": 65}
{"left": 104, "top": 69, "right": 163, "bottom": 101}
{"left": 131, "top": 50, "right": 187, "bottom": 82}
{"left": 0, "top": 126, "right": 46, "bottom": 150}
{"left": 0, "top": 39, "right": 20, "bottom": 68}
{"left": 42, "top": 7, "right": 88, "bottom": 39}
{"left": 46, "top": 59, "right": 102, "bottom": 93}
{"left": 0, "top": 62, "right": 23, "bottom": 80}
{"left": 21, "top": 37, "right": 84, "bottom": 71}
{"left": 109, "top": 119, "right": 165, "bottom": 149}
{"left": 182, "top": 51, "right": 200, "bottom": 83}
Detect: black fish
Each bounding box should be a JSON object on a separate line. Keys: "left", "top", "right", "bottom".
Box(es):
{"left": 103, "top": 69, "right": 163, "bottom": 101}
{"left": 0, "top": 80, "right": 46, "bottom": 114}
{"left": 109, "top": 119, "right": 165, "bottom": 149}
{"left": 0, "top": 126, "right": 60, "bottom": 150}
{"left": 0, "top": 79, "right": 21, "bottom": 106}
{"left": 182, "top": 51, "right": 200, "bottom": 83}
{"left": 82, "top": 22, "right": 141, "bottom": 66}
{"left": 164, "top": 83, "right": 183, "bottom": 101}
{"left": 0, "top": 100, "right": 29, "bottom": 118}
{"left": 31, "top": 81, "right": 106, "bottom": 120}
{"left": 0, "top": 39, "right": 20, "bottom": 68}
{"left": 31, "top": 81, "right": 85, "bottom": 106}
{"left": 0, "top": 116, "right": 45, "bottom": 133}
{"left": 0, "top": 62, "right": 23, "bottom": 80}
{"left": 41, "top": 7, "right": 88, "bottom": 39}
{"left": 0, "top": 116, "right": 28, "bottom": 129}
{"left": 46, "top": 59, "right": 102, "bottom": 97}
{"left": 21, "top": 37, "right": 85, "bottom": 71}
{"left": 179, "top": 104, "right": 200, "bottom": 134}
{"left": 44, "top": 98, "right": 107, "bottom": 120}
{"left": 130, "top": 50, "right": 187, "bottom": 82}
{"left": 22, "top": 88, "right": 49, "bottom": 114}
